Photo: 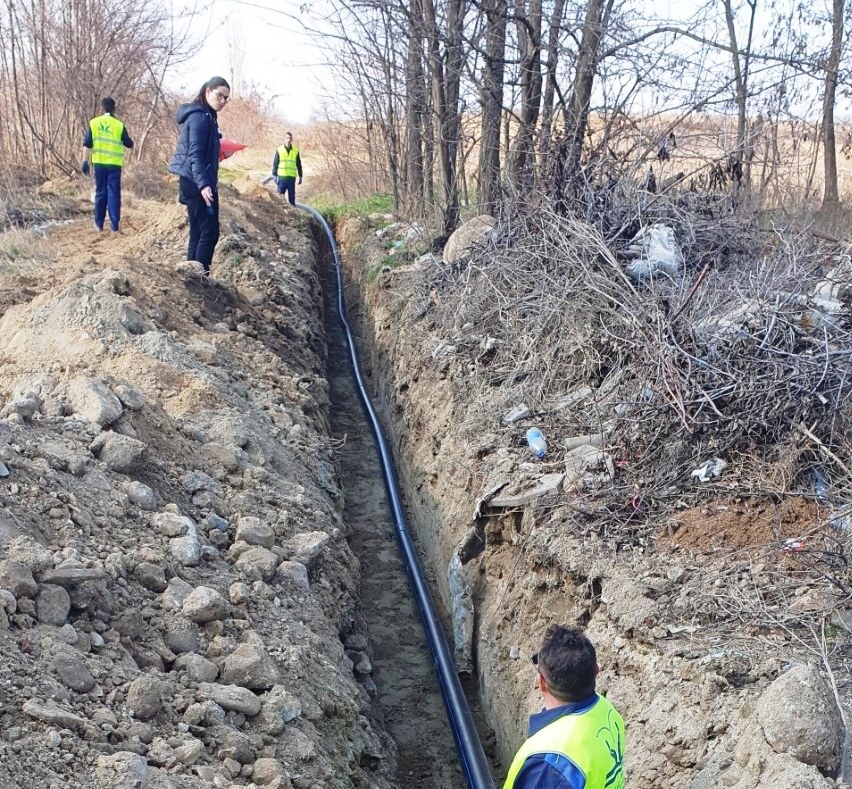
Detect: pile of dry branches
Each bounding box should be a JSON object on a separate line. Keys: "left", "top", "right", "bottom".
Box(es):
{"left": 419, "top": 196, "right": 852, "bottom": 539}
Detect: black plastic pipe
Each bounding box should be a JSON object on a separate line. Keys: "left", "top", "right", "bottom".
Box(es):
{"left": 298, "top": 202, "right": 496, "bottom": 789}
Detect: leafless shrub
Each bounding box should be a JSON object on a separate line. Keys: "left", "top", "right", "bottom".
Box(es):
{"left": 416, "top": 189, "right": 852, "bottom": 539}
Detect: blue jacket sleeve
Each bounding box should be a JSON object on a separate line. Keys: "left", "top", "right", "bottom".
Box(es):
{"left": 83, "top": 128, "right": 93, "bottom": 148}
{"left": 122, "top": 127, "right": 134, "bottom": 149}
{"left": 296, "top": 152, "right": 303, "bottom": 178}
{"left": 185, "top": 112, "right": 212, "bottom": 191}
{"left": 272, "top": 151, "right": 279, "bottom": 177}
{"left": 513, "top": 754, "right": 585, "bottom": 789}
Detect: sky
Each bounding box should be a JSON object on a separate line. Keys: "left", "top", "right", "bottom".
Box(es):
{"left": 168, "top": 0, "right": 331, "bottom": 124}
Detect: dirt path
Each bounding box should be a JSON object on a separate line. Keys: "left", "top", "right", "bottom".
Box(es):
{"left": 322, "top": 259, "right": 467, "bottom": 789}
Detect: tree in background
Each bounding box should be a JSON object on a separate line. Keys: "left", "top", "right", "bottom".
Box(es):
{"left": 0, "top": 0, "right": 199, "bottom": 178}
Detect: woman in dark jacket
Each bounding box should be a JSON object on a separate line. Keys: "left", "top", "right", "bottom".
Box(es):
{"left": 169, "top": 76, "right": 230, "bottom": 275}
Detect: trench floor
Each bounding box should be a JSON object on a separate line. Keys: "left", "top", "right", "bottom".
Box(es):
{"left": 322, "top": 258, "right": 467, "bottom": 788}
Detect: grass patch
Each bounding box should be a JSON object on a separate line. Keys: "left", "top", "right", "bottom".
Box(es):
{"left": 0, "top": 230, "right": 42, "bottom": 271}
{"left": 310, "top": 193, "right": 393, "bottom": 224}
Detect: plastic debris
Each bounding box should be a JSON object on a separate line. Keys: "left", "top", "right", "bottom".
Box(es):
{"left": 624, "top": 224, "right": 683, "bottom": 280}
{"left": 690, "top": 457, "right": 727, "bottom": 483}
{"left": 0, "top": 462, "right": 8, "bottom": 478}
{"left": 783, "top": 538, "right": 806, "bottom": 553}
{"left": 502, "top": 404, "right": 531, "bottom": 424}
{"left": 813, "top": 468, "right": 830, "bottom": 505}
{"left": 526, "top": 428, "right": 547, "bottom": 458}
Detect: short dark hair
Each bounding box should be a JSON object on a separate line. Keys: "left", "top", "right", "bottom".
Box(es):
{"left": 537, "top": 625, "right": 597, "bottom": 702}
{"left": 101, "top": 96, "right": 115, "bottom": 114}
{"left": 195, "top": 76, "right": 231, "bottom": 107}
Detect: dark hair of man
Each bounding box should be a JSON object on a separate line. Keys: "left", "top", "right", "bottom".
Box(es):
{"left": 538, "top": 625, "right": 597, "bottom": 702}
{"left": 101, "top": 96, "right": 116, "bottom": 114}
{"left": 194, "top": 76, "right": 231, "bottom": 106}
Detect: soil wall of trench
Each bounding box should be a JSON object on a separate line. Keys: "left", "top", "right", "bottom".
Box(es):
{"left": 335, "top": 217, "right": 850, "bottom": 789}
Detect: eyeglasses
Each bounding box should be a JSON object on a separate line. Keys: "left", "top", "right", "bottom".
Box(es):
{"left": 211, "top": 89, "right": 230, "bottom": 104}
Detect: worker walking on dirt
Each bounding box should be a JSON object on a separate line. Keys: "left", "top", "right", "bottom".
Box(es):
{"left": 503, "top": 626, "right": 625, "bottom": 789}
{"left": 169, "top": 76, "right": 231, "bottom": 276}
{"left": 82, "top": 97, "right": 134, "bottom": 233}
{"left": 272, "top": 132, "right": 303, "bottom": 206}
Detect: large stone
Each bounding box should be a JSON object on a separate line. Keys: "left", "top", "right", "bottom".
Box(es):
{"left": 154, "top": 512, "right": 194, "bottom": 537}
{"left": 125, "top": 481, "right": 158, "bottom": 511}
{"left": 40, "top": 565, "right": 106, "bottom": 587}
{"left": 52, "top": 651, "right": 96, "bottom": 693}
{"left": 134, "top": 562, "right": 167, "bottom": 593}
{"left": 94, "top": 751, "right": 148, "bottom": 789}
{"left": 285, "top": 531, "right": 330, "bottom": 567}
{"left": 199, "top": 683, "right": 261, "bottom": 716}
{"left": 252, "top": 757, "right": 287, "bottom": 785}
{"left": 235, "top": 516, "right": 275, "bottom": 548}
{"left": 164, "top": 621, "right": 199, "bottom": 654}
{"left": 235, "top": 546, "right": 279, "bottom": 581}
{"left": 67, "top": 377, "right": 123, "bottom": 427}
{"left": 173, "top": 652, "right": 218, "bottom": 683}
{"left": 275, "top": 561, "right": 309, "bottom": 590}
{"left": 442, "top": 214, "right": 496, "bottom": 264}
{"left": 182, "top": 586, "right": 230, "bottom": 623}
{"left": 126, "top": 675, "right": 164, "bottom": 720}
{"left": 113, "top": 384, "right": 145, "bottom": 411}
{"left": 756, "top": 663, "right": 844, "bottom": 776}
{"left": 219, "top": 634, "right": 280, "bottom": 689}
{"left": 90, "top": 432, "right": 146, "bottom": 472}
{"left": 161, "top": 576, "right": 193, "bottom": 611}
{"left": 170, "top": 526, "right": 201, "bottom": 567}
{"left": 23, "top": 699, "right": 89, "bottom": 731}
{"left": 256, "top": 685, "right": 302, "bottom": 735}
{"left": 212, "top": 724, "right": 257, "bottom": 764}
{"left": 35, "top": 583, "right": 71, "bottom": 625}
{"left": 0, "top": 560, "right": 38, "bottom": 598}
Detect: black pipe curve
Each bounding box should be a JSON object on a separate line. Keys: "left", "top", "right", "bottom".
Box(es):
{"left": 298, "top": 202, "right": 496, "bottom": 789}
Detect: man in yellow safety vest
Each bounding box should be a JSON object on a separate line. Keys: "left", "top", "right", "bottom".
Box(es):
{"left": 82, "top": 97, "right": 134, "bottom": 233}
{"left": 272, "top": 131, "right": 303, "bottom": 206}
{"left": 503, "top": 626, "right": 625, "bottom": 789}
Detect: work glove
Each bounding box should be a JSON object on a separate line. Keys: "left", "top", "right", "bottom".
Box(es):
{"left": 297, "top": 177, "right": 302, "bottom": 185}
{"left": 81, "top": 160, "right": 90, "bottom": 176}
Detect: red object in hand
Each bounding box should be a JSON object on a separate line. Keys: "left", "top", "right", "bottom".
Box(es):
{"left": 220, "top": 138, "right": 247, "bottom": 161}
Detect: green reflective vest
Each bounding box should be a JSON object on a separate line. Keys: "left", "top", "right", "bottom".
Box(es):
{"left": 89, "top": 114, "right": 126, "bottom": 167}
{"left": 276, "top": 145, "right": 299, "bottom": 178}
{"left": 504, "top": 696, "right": 625, "bottom": 789}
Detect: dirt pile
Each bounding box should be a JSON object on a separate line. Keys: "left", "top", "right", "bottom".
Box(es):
{"left": 339, "top": 213, "right": 852, "bottom": 788}
{"left": 0, "top": 191, "right": 396, "bottom": 788}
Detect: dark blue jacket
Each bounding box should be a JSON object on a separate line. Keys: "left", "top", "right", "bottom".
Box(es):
{"left": 168, "top": 103, "right": 221, "bottom": 193}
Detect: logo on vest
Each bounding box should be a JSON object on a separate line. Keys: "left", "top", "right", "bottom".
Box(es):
{"left": 597, "top": 708, "right": 624, "bottom": 788}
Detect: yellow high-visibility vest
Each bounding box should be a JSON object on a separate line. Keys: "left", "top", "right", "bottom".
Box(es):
{"left": 276, "top": 145, "right": 299, "bottom": 178}
{"left": 504, "top": 696, "right": 625, "bottom": 789}
{"left": 89, "top": 114, "right": 126, "bottom": 167}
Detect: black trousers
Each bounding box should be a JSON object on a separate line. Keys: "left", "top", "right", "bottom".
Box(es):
{"left": 180, "top": 177, "right": 219, "bottom": 272}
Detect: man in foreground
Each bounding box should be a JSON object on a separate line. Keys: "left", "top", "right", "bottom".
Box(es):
{"left": 504, "top": 626, "right": 625, "bottom": 789}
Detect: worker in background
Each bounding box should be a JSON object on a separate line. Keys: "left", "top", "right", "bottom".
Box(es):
{"left": 82, "top": 97, "right": 134, "bottom": 233}
{"left": 272, "top": 131, "right": 303, "bottom": 206}
{"left": 503, "top": 626, "right": 626, "bottom": 789}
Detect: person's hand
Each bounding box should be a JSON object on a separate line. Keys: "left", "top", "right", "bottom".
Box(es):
{"left": 200, "top": 186, "right": 214, "bottom": 206}
{"left": 81, "top": 160, "right": 90, "bottom": 176}
{"left": 298, "top": 177, "right": 302, "bottom": 185}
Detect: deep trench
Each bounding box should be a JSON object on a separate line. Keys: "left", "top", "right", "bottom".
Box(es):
{"left": 316, "top": 227, "right": 497, "bottom": 788}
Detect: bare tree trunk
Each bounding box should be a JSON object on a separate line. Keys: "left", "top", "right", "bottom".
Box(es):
{"left": 537, "top": 0, "right": 566, "bottom": 178}
{"left": 553, "top": 0, "right": 612, "bottom": 208}
{"left": 404, "top": 0, "right": 426, "bottom": 215}
{"left": 821, "top": 0, "right": 844, "bottom": 208}
{"left": 510, "top": 0, "right": 542, "bottom": 192}
{"left": 478, "top": 0, "right": 507, "bottom": 214}
{"left": 722, "top": 0, "right": 756, "bottom": 199}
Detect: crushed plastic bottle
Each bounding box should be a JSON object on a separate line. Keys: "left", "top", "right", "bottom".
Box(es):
{"left": 526, "top": 427, "right": 547, "bottom": 459}
{"left": 813, "top": 468, "right": 830, "bottom": 505}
